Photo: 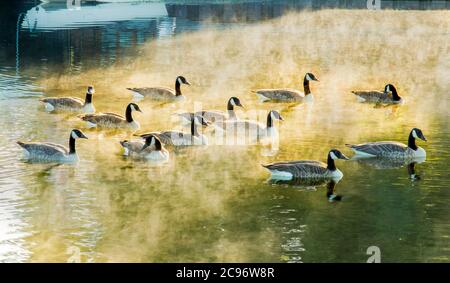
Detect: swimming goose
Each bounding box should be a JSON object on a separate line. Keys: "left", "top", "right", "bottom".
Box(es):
{"left": 138, "top": 115, "right": 209, "bottom": 146}
{"left": 120, "top": 135, "right": 169, "bottom": 161}
{"left": 217, "top": 110, "right": 284, "bottom": 144}
{"left": 40, "top": 86, "right": 95, "bottom": 113}
{"left": 17, "top": 129, "right": 88, "bottom": 162}
{"left": 78, "top": 103, "right": 142, "bottom": 130}
{"left": 254, "top": 73, "right": 319, "bottom": 102}
{"left": 127, "top": 76, "right": 190, "bottom": 101}
{"left": 352, "top": 84, "right": 402, "bottom": 104}
{"left": 263, "top": 149, "right": 349, "bottom": 180}
{"left": 119, "top": 139, "right": 149, "bottom": 156}
{"left": 176, "top": 97, "right": 244, "bottom": 124}
{"left": 346, "top": 128, "right": 426, "bottom": 158}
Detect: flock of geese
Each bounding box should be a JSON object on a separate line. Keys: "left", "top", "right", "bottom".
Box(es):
{"left": 17, "top": 73, "right": 427, "bottom": 189}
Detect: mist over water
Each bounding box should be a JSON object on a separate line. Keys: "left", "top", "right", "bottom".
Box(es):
{"left": 0, "top": 5, "right": 449, "bottom": 262}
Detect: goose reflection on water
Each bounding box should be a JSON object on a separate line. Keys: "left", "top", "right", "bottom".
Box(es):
{"left": 268, "top": 178, "right": 343, "bottom": 202}
{"left": 351, "top": 155, "right": 426, "bottom": 180}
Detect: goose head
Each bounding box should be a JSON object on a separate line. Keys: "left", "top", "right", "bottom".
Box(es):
{"left": 411, "top": 128, "right": 427, "bottom": 142}
{"left": 177, "top": 76, "right": 191, "bottom": 86}
{"left": 193, "top": 115, "right": 211, "bottom": 126}
{"left": 384, "top": 84, "right": 401, "bottom": 101}
{"left": 71, "top": 129, "right": 88, "bottom": 139}
{"left": 229, "top": 97, "right": 244, "bottom": 108}
{"left": 305, "top": 72, "right": 319, "bottom": 82}
{"left": 329, "top": 149, "right": 349, "bottom": 160}
{"left": 269, "top": 110, "right": 284, "bottom": 121}
{"left": 142, "top": 134, "right": 162, "bottom": 151}
{"left": 87, "top": 85, "right": 95, "bottom": 95}
{"left": 128, "top": 103, "right": 143, "bottom": 113}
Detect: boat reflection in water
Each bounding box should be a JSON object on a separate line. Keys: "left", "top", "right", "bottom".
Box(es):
{"left": 269, "top": 178, "right": 343, "bottom": 202}
{"left": 351, "top": 156, "right": 426, "bottom": 180}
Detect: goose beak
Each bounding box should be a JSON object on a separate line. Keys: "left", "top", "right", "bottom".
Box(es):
{"left": 421, "top": 136, "right": 427, "bottom": 142}
{"left": 80, "top": 133, "right": 88, "bottom": 139}
{"left": 185, "top": 81, "right": 191, "bottom": 86}
{"left": 313, "top": 78, "right": 319, "bottom": 82}
{"left": 279, "top": 115, "right": 285, "bottom": 121}
{"left": 340, "top": 153, "right": 350, "bottom": 160}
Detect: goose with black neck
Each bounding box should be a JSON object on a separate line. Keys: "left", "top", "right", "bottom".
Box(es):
{"left": 127, "top": 76, "right": 190, "bottom": 101}
{"left": 254, "top": 72, "right": 319, "bottom": 102}
{"left": 78, "top": 103, "right": 142, "bottom": 130}
{"left": 17, "top": 129, "right": 88, "bottom": 163}
{"left": 40, "top": 86, "right": 96, "bottom": 113}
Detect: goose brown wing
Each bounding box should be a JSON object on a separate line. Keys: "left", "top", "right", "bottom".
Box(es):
{"left": 347, "top": 141, "right": 408, "bottom": 155}
{"left": 196, "top": 110, "right": 227, "bottom": 122}
{"left": 41, "top": 97, "right": 84, "bottom": 108}
{"left": 127, "top": 87, "right": 175, "bottom": 98}
{"left": 352, "top": 90, "right": 388, "bottom": 101}
{"left": 264, "top": 161, "right": 328, "bottom": 177}
{"left": 256, "top": 89, "right": 304, "bottom": 100}
{"left": 18, "top": 142, "right": 68, "bottom": 156}
{"left": 80, "top": 113, "right": 125, "bottom": 124}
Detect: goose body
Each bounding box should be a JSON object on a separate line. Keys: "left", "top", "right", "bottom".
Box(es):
{"left": 127, "top": 76, "right": 190, "bottom": 101}
{"left": 352, "top": 84, "right": 402, "bottom": 104}
{"left": 119, "top": 140, "right": 150, "bottom": 156}
{"left": 263, "top": 149, "right": 349, "bottom": 181}
{"left": 78, "top": 103, "right": 142, "bottom": 130}
{"left": 40, "top": 86, "right": 95, "bottom": 113}
{"left": 17, "top": 129, "right": 88, "bottom": 163}
{"left": 139, "top": 116, "right": 209, "bottom": 146}
{"left": 254, "top": 73, "right": 318, "bottom": 102}
{"left": 177, "top": 97, "right": 244, "bottom": 125}
{"left": 346, "top": 128, "right": 427, "bottom": 158}
{"left": 121, "top": 135, "right": 169, "bottom": 161}
{"left": 217, "top": 110, "right": 283, "bottom": 144}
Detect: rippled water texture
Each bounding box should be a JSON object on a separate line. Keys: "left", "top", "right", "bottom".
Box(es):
{"left": 0, "top": 2, "right": 449, "bottom": 262}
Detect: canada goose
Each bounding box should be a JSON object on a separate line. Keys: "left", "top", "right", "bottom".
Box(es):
{"left": 119, "top": 139, "right": 149, "bottom": 156}
{"left": 138, "top": 115, "right": 209, "bottom": 146}
{"left": 254, "top": 73, "right": 319, "bottom": 102}
{"left": 40, "top": 86, "right": 95, "bottom": 113}
{"left": 78, "top": 103, "right": 142, "bottom": 130}
{"left": 346, "top": 128, "right": 426, "bottom": 158}
{"left": 17, "top": 129, "right": 88, "bottom": 162}
{"left": 216, "top": 110, "right": 284, "bottom": 144}
{"left": 120, "top": 135, "right": 169, "bottom": 161}
{"left": 176, "top": 97, "right": 244, "bottom": 124}
{"left": 127, "top": 76, "right": 190, "bottom": 101}
{"left": 262, "top": 149, "right": 349, "bottom": 180}
{"left": 352, "top": 84, "right": 402, "bottom": 104}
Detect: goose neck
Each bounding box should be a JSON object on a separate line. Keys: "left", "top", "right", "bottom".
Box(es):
{"left": 85, "top": 93, "right": 92, "bottom": 104}
{"left": 175, "top": 79, "right": 182, "bottom": 96}
{"left": 303, "top": 77, "right": 311, "bottom": 95}
{"left": 408, "top": 132, "right": 418, "bottom": 150}
{"left": 69, "top": 135, "right": 76, "bottom": 154}
{"left": 327, "top": 154, "right": 337, "bottom": 171}
{"left": 125, "top": 105, "right": 133, "bottom": 123}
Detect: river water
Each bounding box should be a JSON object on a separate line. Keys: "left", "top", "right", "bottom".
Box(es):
{"left": 0, "top": 1, "right": 448, "bottom": 262}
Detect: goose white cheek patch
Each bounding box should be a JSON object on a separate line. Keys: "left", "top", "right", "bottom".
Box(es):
{"left": 330, "top": 152, "right": 338, "bottom": 160}
{"left": 412, "top": 130, "right": 418, "bottom": 139}
{"left": 71, "top": 131, "right": 79, "bottom": 139}
{"left": 306, "top": 73, "right": 312, "bottom": 81}
{"left": 177, "top": 78, "right": 182, "bottom": 85}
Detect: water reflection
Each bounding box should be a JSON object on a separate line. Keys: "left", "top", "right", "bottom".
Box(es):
{"left": 0, "top": 1, "right": 448, "bottom": 263}
{"left": 269, "top": 178, "right": 343, "bottom": 202}
{"left": 352, "top": 156, "right": 426, "bottom": 180}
